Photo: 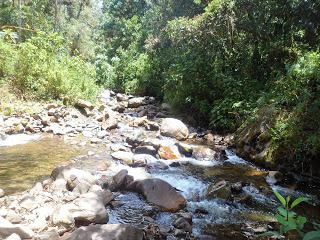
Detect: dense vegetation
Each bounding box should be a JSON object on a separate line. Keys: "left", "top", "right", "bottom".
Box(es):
{"left": 0, "top": 0, "right": 99, "bottom": 102}
{"left": 0, "top": 0, "right": 320, "bottom": 176}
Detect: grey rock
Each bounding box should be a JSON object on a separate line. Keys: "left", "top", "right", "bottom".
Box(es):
{"left": 66, "top": 224, "right": 144, "bottom": 240}
{"left": 128, "top": 178, "right": 186, "bottom": 212}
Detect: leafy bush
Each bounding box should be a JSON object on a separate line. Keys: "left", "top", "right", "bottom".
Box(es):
{"left": 263, "top": 191, "right": 320, "bottom": 240}
{"left": 0, "top": 31, "right": 98, "bottom": 102}
{"left": 0, "top": 31, "right": 16, "bottom": 84}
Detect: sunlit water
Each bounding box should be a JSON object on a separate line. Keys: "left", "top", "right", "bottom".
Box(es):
{"left": 0, "top": 134, "right": 80, "bottom": 194}
{"left": 0, "top": 130, "right": 319, "bottom": 239}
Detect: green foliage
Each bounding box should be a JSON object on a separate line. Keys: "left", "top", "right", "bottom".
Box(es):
{"left": 0, "top": 31, "right": 98, "bottom": 102}
{"left": 266, "top": 52, "right": 320, "bottom": 174}
{"left": 0, "top": 31, "right": 16, "bottom": 83}
{"left": 263, "top": 191, "right": 320, "bottom": 240}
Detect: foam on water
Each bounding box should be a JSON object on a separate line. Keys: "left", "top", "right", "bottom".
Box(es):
{"left": 151, "top": 169, "right": 208, "bottom": 199}
{"left": 106, "top": 162, "right": 151, "bottom": 180}
{"left": 225, "top": 149, "right": 251, "bottom": 165}
{"left": 179, "top": 157, "right": 220, "bottom": 167}
{"left": 187, "top": 200, "right": 233, "bottom": 216}
{"left": 0, "top": 134, "right": 41, "bottom": 147}
{"left": 242, "top": 185, "right": 277, "bottom": 206}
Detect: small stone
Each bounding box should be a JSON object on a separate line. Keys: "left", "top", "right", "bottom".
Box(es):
{"left": 76, "top": 100, "right": 94, "bottom": 110}
{"left": 19, "top": 196, "right": 37, "bottom": 211}
{"left": 173, "top": 217, "right": 192, "bottom": 232}
{"left": 174, "top": 228, "right": 187, "bottom": 237}
{"left": 82, "top": 131, "right": 93, "bottom": 138}
{"left": 109, "top": 201, "right": 124, "bottom": 208}
{"left": 128, "top": 97, "right": 146, "bottom": 108}
{"left": 112, "top": 170, "right": 128, "bottom": 190}
{"left": 111, "top": 151, "right": 134, "bottom": 164}
{"left": 135, "top": 146, "right": 157, "bottom": 157}
{"left": 5, "top": 211, "right": 22, "bottom": 224}
{"left": 87, "top": 151, "right": 95, "bottom": 156}
{"left": 90, "top": 138, "right": 102, "bottom": 144}
{"left": 206, "top": 180, "right": 231, "bottom": 200}
{"left": 97, "top": 130, "right": 108, "bottom": 139}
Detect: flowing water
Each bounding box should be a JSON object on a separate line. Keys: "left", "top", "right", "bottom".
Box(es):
{"left": 0, "top": 129, "right": 319, "bottom": 238}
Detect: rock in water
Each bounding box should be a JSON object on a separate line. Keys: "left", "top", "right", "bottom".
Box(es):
{"left": 128, "top": 178, "right": 186, "bottom": 212}
{"left": 65, "top": 224, "right": 144, "bottom": 240}
{"left": 160, "top": 118, "right": 189, "bottom": 140}
{"left": 158, "top": 145, "right": 181, "bottom": 160}
{"left": 205, "top": 180, "right": 231, "bottom": 200}
{"left": 192, "top": 146, "right": 226, "bottom": 161}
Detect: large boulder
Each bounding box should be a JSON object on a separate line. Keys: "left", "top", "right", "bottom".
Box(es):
{"left": 160, "top": 118, "right": 189, "bottom": 140}
{"left": 65, "top": 224, "right": 144, "bottom": 240}
{"left": 128, "top": 178, "right": 186, "bottom": 212}
{"left": 52, "top": 190, "right": 112, "bottom": 228}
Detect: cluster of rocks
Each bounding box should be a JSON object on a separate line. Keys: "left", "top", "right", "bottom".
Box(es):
{"left": 0, "top": 162, "right": 192, "bottom": 240}
{"left": 0, "top": 90, "right": 241, "bottom": 240}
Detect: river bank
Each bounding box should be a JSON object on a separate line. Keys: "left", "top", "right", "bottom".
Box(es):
{"left": 0, "top": 90, "right": 319, "bottom": 240}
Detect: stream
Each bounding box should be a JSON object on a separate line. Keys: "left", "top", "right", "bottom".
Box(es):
{"left": 0, "top": 91, "right": 319, "bottom": 239}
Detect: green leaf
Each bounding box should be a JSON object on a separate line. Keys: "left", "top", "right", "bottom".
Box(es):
{"left": 274, "top": 191, "right": 287, "bottom": 207}
{"left": 297, "top": 216, "right": 307, "bottom": 229}
{"left": 282, "top": 224, "right": 297, "bottom": 234}
{"left": 277, "top": 207, "right": 288, "bottom": 217}
{"left": 291, "top": 197, "right": 310, "bottom": 209}
{"left": 276, "top": 214, "right": 288, "bottom": 226}
{"left": 303, "top": 231, "right": 320, "bottom": 240}
{"left": 287, "top": 196, "right": 291, "bottom": 207}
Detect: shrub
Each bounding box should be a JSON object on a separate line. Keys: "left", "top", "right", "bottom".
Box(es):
{"left": 0, "top": 31, "right": 98, "bottom": 102}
